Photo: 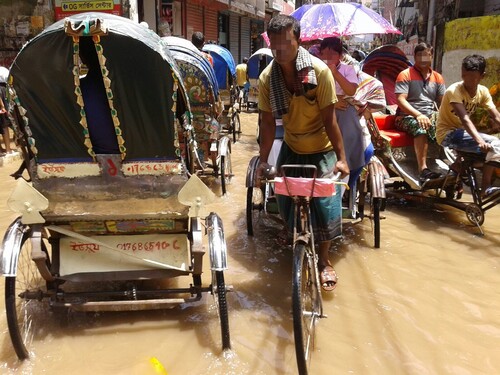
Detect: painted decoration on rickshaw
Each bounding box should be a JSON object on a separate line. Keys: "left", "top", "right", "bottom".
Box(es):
{"left": 122, "top": 160, "right": 183, "bottom": 176}
{"left": 59, "top": 234, "right": 189, "bottom": 276}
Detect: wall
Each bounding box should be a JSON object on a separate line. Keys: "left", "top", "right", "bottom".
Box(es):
{"left": 441, "top": 15, "right": 500, "bottom": 88}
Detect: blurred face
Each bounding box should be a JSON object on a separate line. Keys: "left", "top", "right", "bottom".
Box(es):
{"left": 320, "top": 47, "right": 341, "bottom": 67}
{"left": 269, "top": 27, "right": 299, "bottom": 66}
{"left": 414, "top": 48, "right": 433, "bottom": 71}
{"left": 461, "top": 67, "right": 484, "bottom": 92}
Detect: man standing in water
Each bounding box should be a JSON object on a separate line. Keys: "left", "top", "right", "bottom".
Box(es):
{"left": 257, "top": 14, "right": 349, "bottom": 291}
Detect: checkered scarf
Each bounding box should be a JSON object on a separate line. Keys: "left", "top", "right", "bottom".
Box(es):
{"left": 270, "top": 46, "right": 317, "bottom": 118}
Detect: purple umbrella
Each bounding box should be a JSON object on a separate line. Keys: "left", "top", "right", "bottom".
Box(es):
{"left": 290, "top": 4, "right": 313, "bottom": 21}
{"left": 298, "top": 3, "right": 401, "bottom": 42}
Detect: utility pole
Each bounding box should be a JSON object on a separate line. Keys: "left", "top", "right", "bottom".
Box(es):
{"left": 426, "top": 0, "right": 436, "bottom": 43}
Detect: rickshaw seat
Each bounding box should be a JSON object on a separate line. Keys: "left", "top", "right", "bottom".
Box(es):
{"left": 373, "top": 114, "right": 413, "bottom": 148}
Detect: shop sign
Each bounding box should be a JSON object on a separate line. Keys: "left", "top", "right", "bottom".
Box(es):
{"left": 54, "top": 0, "right": 122, "bottom": 21}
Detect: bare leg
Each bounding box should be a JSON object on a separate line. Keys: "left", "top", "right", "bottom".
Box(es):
{"left": 481, "top": 164, "right": 494, "bottom": 194}
{"left": 2, "top": 127, "right": 11, "bottom": 153}
{"left": 318, "top": 240, "right": 332, "bottom": 268}
{"left": 414, "top": 134, "right": 428, "bottom": 172}
{"left": 318, "top": 240, "right": 337, "bottom": 291}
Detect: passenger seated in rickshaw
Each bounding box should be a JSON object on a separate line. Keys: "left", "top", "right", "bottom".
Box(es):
{"left": 437, "top": 54, "right": 500, "bottom": 197}
{"left": 319, "top": 38, "right": 364, "bottom": 180}
{"left": 191, "top": 31, "right": 214, "bottom": 66}
{"left": 394, "top": 42, "right": 446, "bottom": 183}
{"left": 79, "top": 37, "right": 120, "bottom": 154}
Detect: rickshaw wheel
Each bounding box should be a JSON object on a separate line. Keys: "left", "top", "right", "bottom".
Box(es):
{"left": 5, "top": 231, "right": 49, "bottom": 360}
{"left": 246, "top": 186, "right": 264, "bottom": 236}
{"left": 220, "top": 149, "right": 232, "bottom": 195}
{"left": 292, "top": 242, "right": 320, "bottom": 375}
{"left": 211, "top": 270, "right": 231, "bottom": 350}
{"left": 465, "top": 204, "right": 484, "bottom": 226}
{"left": 231, "top": 112, "right": 241, "bottom": 144}
{"left": 371, "top": 197, "right": 382, "bottom": 248}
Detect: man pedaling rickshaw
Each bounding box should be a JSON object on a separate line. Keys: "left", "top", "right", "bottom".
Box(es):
{"left": 437, "top": 54, "right": 500, "bottom": 198}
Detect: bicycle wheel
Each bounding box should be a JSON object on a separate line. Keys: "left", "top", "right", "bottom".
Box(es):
{"left": 5, "top": 230, "right": 49, "bottom": 360}
{"left": 212, "top": 270, "right": 231, "bottom": 350}
{"left": 371, "top": 197, "right": 381, "bottom": 248}
{"left": 231, "top": 112, "right": 241, "bottom": 144}
{"left": 292, "top": 242, "right": 321, "bottom": 375}
{"left": 246, "top": 185, "right": 265, "bottom": 236}
{"left": 220, "top": 148, "right": 232, "bottom": 195}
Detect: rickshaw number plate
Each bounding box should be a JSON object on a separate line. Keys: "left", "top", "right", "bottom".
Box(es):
{"left": 59, "top": 234, "right": 189, "bottom": 275}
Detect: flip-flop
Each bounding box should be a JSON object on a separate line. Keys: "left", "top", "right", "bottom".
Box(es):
{"left": 319, "top": 265, "right": 338, "bottom": 292}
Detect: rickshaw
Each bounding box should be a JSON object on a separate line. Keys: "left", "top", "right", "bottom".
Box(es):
{"left": 247, "top": 47, "right": 273, "bottom": 111}
{"left": 163, "top": 36, "right": 232, "bottom": 195}
{"left": 1, "top": 13, "right": 231, "bottom": 360}
{"left": 361, "top": 45, "right": 412, "bottom": 108}
{"left": 202, "top": 44, "right": 241, "bottom": 143}
{"left": 362, "top": 46, "right": 500, "bottom": 232}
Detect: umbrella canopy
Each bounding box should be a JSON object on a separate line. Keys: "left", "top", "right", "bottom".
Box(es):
{"left": 299, "top": 3, "right": 401, "bottom": 42}
{"left": 263, "top": 3, "right": 401, "bottom": 44}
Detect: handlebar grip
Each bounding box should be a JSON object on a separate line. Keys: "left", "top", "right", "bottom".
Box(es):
{"left": 263, "top": 165, "right": 277, "bottom": 179}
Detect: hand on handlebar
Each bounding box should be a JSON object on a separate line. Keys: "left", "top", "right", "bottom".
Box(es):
{"left": 255, "top": 161, "right": 276, "bottom": 186}
{"left": 334, "top": 160, "right": 349, "bottom": 179}
{"left": 478, "top": 140, "right": 492, "bottom": 153}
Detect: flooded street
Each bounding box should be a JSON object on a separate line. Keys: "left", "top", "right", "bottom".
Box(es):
{"left": 1, "top": 111, "right": 499, "bottom": 375}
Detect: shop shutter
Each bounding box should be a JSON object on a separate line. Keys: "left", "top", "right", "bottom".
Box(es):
{"left": 186, "top": 3, "right": 203, "bottom": 36}
{"left": 229, "top": 14, "right": 239, "bottom": 64}
{"left": 240, "top": 17, "right": 251, "bottom": 62}
{"left": 205, "top": 8, "right": 218, "bottom": 43}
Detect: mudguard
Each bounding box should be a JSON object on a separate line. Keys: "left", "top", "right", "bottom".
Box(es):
{"left": 217, "top": 135, "right": 231, "bottom": 159}
{"left": 1, "top": 217, "right": 27, "bottom": 277}
{"left": 206, "top": 212, "right": 227, "bottom": 271}
{"left": 245, "top": 155, "right": 260, "bottom": 188}
{"left": 368, "top": 156, "right": 389, "bottom": 199}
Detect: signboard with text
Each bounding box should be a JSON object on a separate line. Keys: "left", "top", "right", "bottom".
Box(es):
{"left": 55, "top": 0, "right": 122, "bottom": 21}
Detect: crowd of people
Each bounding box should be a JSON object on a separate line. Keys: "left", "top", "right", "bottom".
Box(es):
{"left": 255, "top": 14, "right": 500, "bottom": 292}
{"left": 2, "top": 19, "right": 499, "bottom": 292}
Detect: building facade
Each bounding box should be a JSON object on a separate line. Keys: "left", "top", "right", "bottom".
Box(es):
{"left": 0, "top": 0, "right": 295, "bottom": 68}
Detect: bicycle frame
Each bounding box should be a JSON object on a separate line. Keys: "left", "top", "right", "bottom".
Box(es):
{"left": 276, "top": 164, "right": 342, "bottom": 375}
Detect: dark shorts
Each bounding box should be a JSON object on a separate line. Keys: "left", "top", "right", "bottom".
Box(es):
{"left": 0, "top": 113, "right": 10, "bottom": 129}
{"left": 395, "top": 111, "right": 438, "bottom": 142}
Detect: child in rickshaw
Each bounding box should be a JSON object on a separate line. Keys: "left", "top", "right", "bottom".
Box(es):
{"left": 437, "top": 54, "right": 500, "bottom": 197}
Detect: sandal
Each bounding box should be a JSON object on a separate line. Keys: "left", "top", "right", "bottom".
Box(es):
{"left": 319, "top": 265, "right": 338, "bottom": 292}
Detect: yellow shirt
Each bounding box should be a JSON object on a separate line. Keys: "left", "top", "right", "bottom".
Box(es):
{"left": 258, "top": 56, "right": 337, "bottom": 154}
{"left": 235, "top": 63, "right": 248, "bottom": 87}
{"left": 436, "top": 82, "right": 495, "bottom": 144}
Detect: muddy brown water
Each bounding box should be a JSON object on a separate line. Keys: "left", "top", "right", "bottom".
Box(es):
{"left": 1, "top": 112, "right": 499, "bottom": 374}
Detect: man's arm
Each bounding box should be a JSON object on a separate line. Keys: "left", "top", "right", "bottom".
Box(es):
{"left": 321, "top": 103, "right": 349, "bottom": 177}
{"left": 258, "top": 110, "right": 276, "bottom": 165}
{"left": 451, "top": 102, "right": 491, "bottom": 152}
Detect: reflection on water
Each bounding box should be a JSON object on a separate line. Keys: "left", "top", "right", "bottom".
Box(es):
{"left": 1, "top": 112, "right": 499, "bottom": 374}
